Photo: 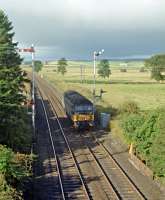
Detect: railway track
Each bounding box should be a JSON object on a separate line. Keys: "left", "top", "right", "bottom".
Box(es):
{"left": 82, "top": 134, "right": 146, "bottom": 200}
{"left": 66, "top": 132, "right": 120, "bottom": 200}
{"left": 35, "top": 75, "right": 147, "bottom": 199}
{"left": 36, "top": 77, "right": 121, "bottom": 199}
{"left": 34, "top": 92, "right": 62, "bottom": 199}
{"left": 37, "top": 88, "right": 90, "bottom": 199}
{"left": 49, "top": 99, "right": 120, "bottom": 200}
{"left": 39, "top": 87, "right": 121, "bottom": 199}
{"left": 65, "top": 129, "right": 146, "bottom": 200}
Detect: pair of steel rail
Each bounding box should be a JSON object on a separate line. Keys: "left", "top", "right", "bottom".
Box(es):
{"left": 36, "top": 78, "right": 146, "bottom": 199}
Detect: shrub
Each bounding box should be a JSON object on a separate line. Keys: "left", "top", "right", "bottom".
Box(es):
{"left": 0, "top": 145, "right": 33, "bottom": 199}
{"left": 135, "top": 111, "right": 159, "bottom": 161}
{"left": 121, "top": 108, "right": 165, "bottom": 177}
{"left": 121, "top": 113, "right": 144, "bottom": 143}
{"left": 119, "top": 101, "right": 140, "bottom": 114}
{"left": 149, "top": 116, "right": 165, "bottom": 177}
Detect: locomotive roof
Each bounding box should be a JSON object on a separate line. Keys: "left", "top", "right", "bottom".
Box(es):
{"left": 64, "top": 90, "right": 93, "bottom": 105}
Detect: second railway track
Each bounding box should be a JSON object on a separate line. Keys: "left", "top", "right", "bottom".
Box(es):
{"left": 81, "top": 134, "right": 146, "bottom": 200}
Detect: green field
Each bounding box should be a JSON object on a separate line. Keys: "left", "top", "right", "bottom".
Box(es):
{"left": 37, "top": 60, "right": 165, "bottom": 111}
{"left": 46, "top": 60, "right": 145, "bottom": 69}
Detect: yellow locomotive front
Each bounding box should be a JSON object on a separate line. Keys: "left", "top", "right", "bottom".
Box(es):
{"left": 71, "top": 105, "right": 94, "bottom": 128}
{"left": 72, "top": 113, "right": 94, "bottom": 127}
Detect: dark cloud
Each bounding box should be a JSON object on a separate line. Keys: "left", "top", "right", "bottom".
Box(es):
{"left": 1, "top": 0, "right": 165, "bottom": 59}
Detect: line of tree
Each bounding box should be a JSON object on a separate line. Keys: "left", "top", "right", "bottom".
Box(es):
{"left": 0, "top": 10, "right": 32, "bottom": 199}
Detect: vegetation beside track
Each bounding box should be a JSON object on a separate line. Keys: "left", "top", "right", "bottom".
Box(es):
{"left": 0, "top": 10, "right": 33, "bottom": 199}
{"left": 120, "top": 102, "right": 165, "bottom": 181}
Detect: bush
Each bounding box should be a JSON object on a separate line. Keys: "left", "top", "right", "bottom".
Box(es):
{"left": 119, "top": 101, "right": 140, "bottom": 114}
{"left": 120, "top": 68, "right": 127, "bottom": 72}
{"left": 135, "top": 111, "right": 159, "bottom": 160}
{"left": 121, "top": 108, "right": 165, "bottom": 177}
{"left": 149, "top": 116, "right": 165, "bottom": 177}
{"left": 0, "top": 145, "right": 33, "bottom": 199}
{"left": 121, "top": 113, "right": 144, "bottom": 143}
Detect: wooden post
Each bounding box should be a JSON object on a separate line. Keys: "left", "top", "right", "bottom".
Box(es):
{"left": 129, "top": 143, "right": 133, "bottom": 155}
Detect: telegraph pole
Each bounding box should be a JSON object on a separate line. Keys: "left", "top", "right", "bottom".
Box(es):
{"left": 31, "top": 44, "right": 35, "bottom": 133}
{"left": 80, "top": 65, "right": 83, "bottom": 83}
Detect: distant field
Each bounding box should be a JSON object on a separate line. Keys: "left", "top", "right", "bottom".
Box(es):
{"left": 24, "top": 60, "right": 165, "bottom": 146}
{"left": 46, "top": 60, "right": 144, "bottom": 69}
{"left": 33, "top": 60, "right": 165, "bottom": 111}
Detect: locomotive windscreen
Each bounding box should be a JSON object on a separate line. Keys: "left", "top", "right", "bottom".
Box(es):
{"left": 75, "top": 105, "right": 93, "bottom": 112}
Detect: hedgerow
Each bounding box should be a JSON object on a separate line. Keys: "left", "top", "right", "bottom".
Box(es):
{"left": 121, "top": 107, "right": 165, "bottom": 177}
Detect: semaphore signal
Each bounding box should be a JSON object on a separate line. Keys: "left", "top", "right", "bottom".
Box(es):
{"left": 18, "top": 47, "right": 35, "bottom": 53}
{"left": 18, "top": 45, "right": 36, "bottom": 140}
{"left": 0, "top": 46, "right": 35, "bottom": 53}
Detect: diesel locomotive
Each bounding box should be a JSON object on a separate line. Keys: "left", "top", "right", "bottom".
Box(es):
{"left": 63, "top": 90, "right": 94, "bottom": 128}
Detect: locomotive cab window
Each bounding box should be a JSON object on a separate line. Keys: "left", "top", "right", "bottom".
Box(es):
{"left": 75, "top": 105, "right": 93, "bottom": 112}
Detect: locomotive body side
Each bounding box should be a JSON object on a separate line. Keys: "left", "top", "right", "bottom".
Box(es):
{"left": 63, "top": 91, "right": 94, "bottom": 128}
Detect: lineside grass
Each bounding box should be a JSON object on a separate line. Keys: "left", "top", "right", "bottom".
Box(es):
{"left": 40, "top": 61, "right": 165, "bottom": 111}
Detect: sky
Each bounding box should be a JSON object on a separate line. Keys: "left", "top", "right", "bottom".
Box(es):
{"left": 1, "top": 0, "right": 165, "bottom": 60}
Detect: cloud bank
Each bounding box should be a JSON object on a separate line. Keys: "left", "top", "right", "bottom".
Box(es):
{"left": 1, "top": 0, "right": 165, "bottom": 59}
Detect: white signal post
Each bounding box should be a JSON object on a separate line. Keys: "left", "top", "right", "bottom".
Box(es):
{"left": 92, "top": 49, "right": 104, "bottom": 119}
{"left": 31, "top": 44, "right": 35, "bottom": 132}
{"left": 93, "top": 49, "right": 104, "bottom": 96}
